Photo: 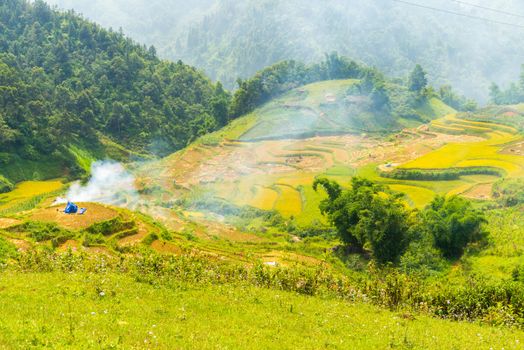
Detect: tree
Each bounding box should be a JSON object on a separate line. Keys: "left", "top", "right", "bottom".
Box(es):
{"left": 313, "top": 177, "right": 412, "bottom": 263}
{"left": 408, "top": 64, "right": 428, "bottom": 93}
{"left": 419, "top": 196, "right": 487, "bottom": 259}
{"left": 489, "top": 83, "right": 502, "bottom": 104}
{"left": 370, "top": 81, "right": 391, "bottom": 112}
{"left": 519, "top": 64, "right": 524, "bottom": 93}
{"left": 0, "top": 0, "right": 232, "bottom": 184}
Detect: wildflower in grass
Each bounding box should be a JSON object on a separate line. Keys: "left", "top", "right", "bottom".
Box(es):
{"left": 99, "top": 291, "right": 105, "bottom": 297}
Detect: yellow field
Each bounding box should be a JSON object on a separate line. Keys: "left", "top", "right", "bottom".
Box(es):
{"left": 388, "top": 184, "right": 435, "bottom": 208}
{"left": 274, "top": 184, "right": 302, "bottom": 217}
{"left": 247, "top": 186, "right": 279, "bottom": 211}
{"left": 0, "top": 180, "right": 64, "bottom": 211}
{"left": 402, "top": 114, "right": 524, "bottom": 176}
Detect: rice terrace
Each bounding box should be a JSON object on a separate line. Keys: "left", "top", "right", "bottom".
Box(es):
{"left": 3, "top": 0, "right": 524, "bottom": 348}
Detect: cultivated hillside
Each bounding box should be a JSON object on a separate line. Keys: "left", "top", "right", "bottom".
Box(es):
{"left": 139, "top": 87, "right": 524, "bottom": 238}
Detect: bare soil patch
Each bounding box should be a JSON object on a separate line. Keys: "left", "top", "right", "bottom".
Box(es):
{"left": 462, "top": 183, "right": 493, "bottom": 200}
{"left": 0, "top": 218, "right": 21, "bottom": 229}
{"left": 59, "top": 240, "right": 81, "bottom": 252}
{"left": 500, "top": 140, "right": 524, "bottom": 156}
{"left": 7, "top": 238, "right": 31, "bottom": 252}
{"left": 151, "top": 240, "right": 183, "bottom": 255}
{"left": 29, "top": 203, "right": 119, "bottom": 230}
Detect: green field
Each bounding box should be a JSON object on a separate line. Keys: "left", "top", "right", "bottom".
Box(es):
{"left": 1, "top": 272, "right": 524, "bottom": 349}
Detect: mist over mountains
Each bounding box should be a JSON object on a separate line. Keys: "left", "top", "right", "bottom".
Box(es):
{"left": 44, "top": 0, "right": 524, "bottom": 102}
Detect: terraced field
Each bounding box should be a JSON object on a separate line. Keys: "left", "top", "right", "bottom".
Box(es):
{"left": 0, "top": 180, "right": 64, "bottom": 215}
{"left": 155, "top": 115, "right": 521, "bottom": 225}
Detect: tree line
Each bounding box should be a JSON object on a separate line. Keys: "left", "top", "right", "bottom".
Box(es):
{"left": 314, "top": 177, "right": 487, "bottom": 266}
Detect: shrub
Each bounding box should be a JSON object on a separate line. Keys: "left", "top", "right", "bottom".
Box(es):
{"left": 313, "top": 177, "right": 412, "bottom": 263}
{"left": 492, "top": 178, "right": 524, "bottom": 207}
{"left": 86, "top": 217, "right": 134, "bottom": 236}
{"left": 8, "top": 221, "right": 72, "bottom": 243}
{"left": 381, "top": 166, "right": 504, "bottom": 181}
{"left": 0, "top": 236, "right": 18, "bottom": 263}
{"left": 419, "top": 196, "right": 488, "bottom": 259}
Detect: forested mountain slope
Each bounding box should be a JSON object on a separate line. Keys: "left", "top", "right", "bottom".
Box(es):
{"left": 45, "top": 0, "right": 524, "bottom": 101}
{"left": 0, "top": 0, "right": 229, "bottom": 189}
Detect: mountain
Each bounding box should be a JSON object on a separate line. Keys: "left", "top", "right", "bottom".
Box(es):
{"left": 2, "top": 0, "right": 460, "bottom": 192}
{"left": 44, "top": 0, "right": 524, "bottom": 101}
{"left": 0, "top": 0, "right": 229, "bottom": 190}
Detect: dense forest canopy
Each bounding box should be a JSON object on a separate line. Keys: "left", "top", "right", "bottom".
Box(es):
{"left": 0, "top": 0, "right": 230, "bottom": 187}
{"left": 44, "top": 0, "right": 524, "bottom": 102}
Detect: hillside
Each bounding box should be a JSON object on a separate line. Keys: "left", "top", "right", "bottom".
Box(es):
{"left": 0, "top": 0, "right": 229, "bottom": 191}
{"left": 2, "top": 271, "right": 524, "bottom": 349}
{"left": 4, "top": 1, "right": 524, "bottom": 347}
{"left": 45, "top": 0, "right": 524, "bottom": 101}
{"left": 2, "top": 86, "right": 524, "bottom": 348}
{"left": 137, "top": 79, "right": 456, "bottom": 226}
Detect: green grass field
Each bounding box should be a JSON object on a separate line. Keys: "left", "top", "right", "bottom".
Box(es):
{"left": 1, "top": 272, "right": 524, "bottom": 350}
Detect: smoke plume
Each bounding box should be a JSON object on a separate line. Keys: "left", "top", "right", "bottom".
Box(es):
{"left": 56, "top": 161, "right": 138, "bottom": 206}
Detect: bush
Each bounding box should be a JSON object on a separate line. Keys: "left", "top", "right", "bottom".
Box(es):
{"left": 492, "top": 178, "right": 524, "bottom": 207}
{"left": 86, "top": 217, "right": 134, "bottom": 236}
{"left": 419, "top": 196, "right": 488, "bottom": 259}
{"left": 0, "top": 176, "right": 14, "bottom": 193}
{"left": 381, "top": 166, "right": 504, "bottom": 181}
{"left": 8, "top": 221, "right": 71, "bottom": 243}
{"left": 0, "top": 236, "right": 18, "bottom": 263}
{"left": 82, "top": 233, "right": 105, "bottom": 247}
{"left": 313, "top": 177, "right": 412, "bottom": 264}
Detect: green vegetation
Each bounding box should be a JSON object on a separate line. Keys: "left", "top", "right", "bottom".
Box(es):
{"left": 490, "top": 65, "right": 524, "bottom": 105}
{"left": 3, "top": 269, "right": 524, "bottom": 349}
{"left": 4, "top": 1, "right": 524, "bottom": 347}
{"left": 314, "top": 177, "right": 411, "bottom": 263}
{"left": 231, "top": 57, "right": 455, "bottom": 140}
{"left": 418, "top": 196, "right": 487, "bottom": 259}
{"left": 314, "top": 177, "right": 487, "bottom": 265}
{"left": 492, "top": 178, "right": 524, "bottom": 207}
{"left": 0, "top": 236, "right": 17, "bottom": 263}
{"left": 382, "top": 167, "right": 504, "bottom": 181}
{"left": 0, "top": 0, "right": 230, "bottom": 185}
{"left": 231, "top": 54, "right": 377, "bottom": 118}
{"left": 408, "top": 64, "right": 428, "bottom": 95}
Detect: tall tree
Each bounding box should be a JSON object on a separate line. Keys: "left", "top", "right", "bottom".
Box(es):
{"left": 313, "top": 177, "right": 412, "bottom": 263}
{"left": 408, "top": 64, "right": 428, "bottom": 94}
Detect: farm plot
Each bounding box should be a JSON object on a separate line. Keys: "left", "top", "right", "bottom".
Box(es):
{"left": 402, "top": 115, "right": 524, "bottom": 175}
{"left": 388, "top": 184, "right": 435, "bottom": 207}
{"left": 273, "top": 184, "right": 303, "bottom": 217}
{"left": 0, "top": 180, "right": 64, "bottom": 215}
{"left": 29, "top": 203, "right": 119, "bottom": 230}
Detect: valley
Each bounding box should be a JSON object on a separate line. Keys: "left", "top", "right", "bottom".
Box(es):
{"left": 3, "top": 1, "right": 524, "bottom": 348}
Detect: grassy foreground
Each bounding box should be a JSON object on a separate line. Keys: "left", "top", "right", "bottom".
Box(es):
{"left": 0, "top": 272, "right": 523, "bottom": 349}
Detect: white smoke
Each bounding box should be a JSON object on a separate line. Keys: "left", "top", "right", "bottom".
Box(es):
{"left": 55, "top": 161, "right": 138, "bottom": 206}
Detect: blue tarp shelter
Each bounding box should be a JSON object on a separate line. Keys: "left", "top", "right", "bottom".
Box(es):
{"left": 64, "top": 201, "right": 78, "bottom": 214}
